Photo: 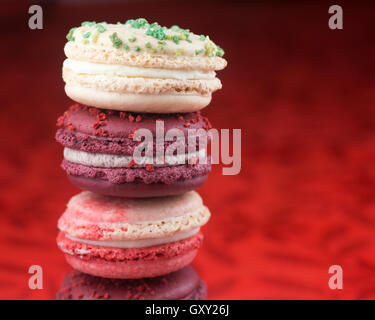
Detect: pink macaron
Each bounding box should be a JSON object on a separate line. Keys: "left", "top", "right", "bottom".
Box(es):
{"left": 57, "top": 191, "right": 210, "bottom": 279}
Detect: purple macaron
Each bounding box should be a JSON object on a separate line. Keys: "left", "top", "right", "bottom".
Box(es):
{"left": 56, "top": 266, "right": 207, "bottom": 300}
{"left": 56, "top": 104, "right": 212, "bottom": 197}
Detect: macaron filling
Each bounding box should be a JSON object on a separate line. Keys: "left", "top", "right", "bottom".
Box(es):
{"left": 57, "top": 231, "right": 203, "bottom": 262}
{"left": 64, "top": 59, "right": 216, "bottom": 81}
{"left": 63, "top": 147, "right": 208, "bottom": 168}
{"left": 65, "top": 227, "right": 200, "bottom": 249}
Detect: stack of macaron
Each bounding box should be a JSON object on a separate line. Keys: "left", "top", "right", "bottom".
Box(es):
{"left": 55, "top": 18, "right": 226, "bottom": 300}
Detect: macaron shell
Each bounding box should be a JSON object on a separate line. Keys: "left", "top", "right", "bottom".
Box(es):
{"left": 64, "top": 249, "right": 197, "bottom": 279}
{"left": 64, "top": 85, "right": 213, "bottom": 113}
{"left": 56, "top": 266, "right": 206, "bottom": 300}
{"left": 58, "top": 191, "right": 210, "bottom": 241}
{"left": 63, "top": 68, "right": 222, "bottom": 95}
{"left": 56, "top": 104, "right": 212, "bottom": 151}
{"left": 66, "top": 41, "right": 225, "bottom": 71}
{"left": 64, "top": 22, "right": 226, "bottom": 70}
{"left": 67, "top": 173, "right": 208, "bottom": 198}
{"left": 58, "top": 230, "right": 202, "bottom": 278}
{"left": 62, "top": 159, "right": 210, "bottom": 184}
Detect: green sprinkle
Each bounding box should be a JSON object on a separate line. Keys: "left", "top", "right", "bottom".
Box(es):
{"left": 66, "top": 27, "right": 77, "bottom": 42}
{"left": 145, "top": 42, "right": 152, "bottom": 48}
{"left": 171, "top": 25, "right": 181, "bottom": 32}
{"left": 96, "top": 24, "right": 107, "bottom": 33}
{"left": 200, "top": 35, "right": 206, "bottom": 41}
{"left": 194, "top": 48, "right": 205, "bottom": 56}
{"left": 216, "top": 46, "right": 225, "bottom": 57}
{"left": 158, "top": 40, "right": 166, "bottom": 45}
{"left": 186, "top": 39, "right": 192, "bottom": 43}
{"left": 109, "top": 32, "right": 123, "bottom": 49}
{"left": 169, "top": 25, "right": 191, "bottom": 43}
{"left": 81, "top": 21, "right": 96, "bottom": 27}
{"left": 83, "top": 32, "right": 91, "bottom": 38}
{"left": 150, "top": 48, "right": 157, "bottom": 54}
{"left": 174, "top": 48, "right": 184, "bottom": 56}
{"left": 123, "top": 43, "right": 129, "bottom": 50}
{"left": 172, "top": 35, "right": 180, "bottom": 44}
{"left": 146, "top": 24, "right": 167, "bottom": 40}
{"left": 133, "top": 46, "right": 141, "bottom": 52}
{"left": 125, "top": 18, "right": 149, "bottom": 29}
{"left": 129, "top": 36, "right": 137, "bottom": 42}
{"left": 150, "top": 22, "right": 160, "bottom": 28}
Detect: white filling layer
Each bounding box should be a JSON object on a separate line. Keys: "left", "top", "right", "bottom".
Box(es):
{"left": 63, "top": 58, "right": 216, "bottom": 81}
{"left": 64, "top": 147, "right": 207, "bottom": 168}
{"left": 66, "top": 228, "right": 200, "bottom": 249}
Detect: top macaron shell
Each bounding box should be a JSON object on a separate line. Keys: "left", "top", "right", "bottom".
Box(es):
{"left": 56, "top": 104, "right": 212, "bottom": 156}
{"left": 58, "top": 190, "right": 210, "bottom": 241}
{"left": 63, "top": 19, "right": 227, "bottom": 113}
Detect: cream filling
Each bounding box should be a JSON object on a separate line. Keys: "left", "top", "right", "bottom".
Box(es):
{"left": 63, "top": 58, "right": 216, "bottom": 81}
{"left": 64, "top": 147, "right": 208, "bottom": 168}
{"left": 65, "top": 227, "right": 200, "bottom": 249}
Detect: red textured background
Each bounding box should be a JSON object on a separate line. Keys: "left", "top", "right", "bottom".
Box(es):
{"left": 1, "top": 0, "right": 375, "bottom": 299}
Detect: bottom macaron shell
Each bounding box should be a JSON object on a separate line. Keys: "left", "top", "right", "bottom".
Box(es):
{"left": 64, "top": 249, "right": 197, "bottom": 279}
{"left": 64, "top": 85, "right": 212, "bottom": 114}
{"left": 58, "top": 231, "right": 203, "bottom": 279}
{"left": 67, "top": 173, "right": 208, "bottom": 198}
{"left": 56, "top": 266, "right": 207, "bottom": 300}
